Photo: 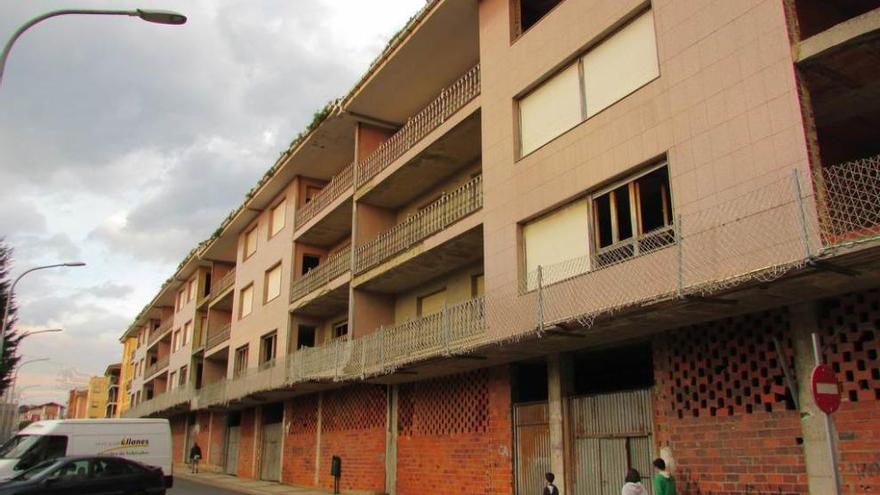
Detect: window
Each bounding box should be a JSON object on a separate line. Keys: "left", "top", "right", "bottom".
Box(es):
{"left": 169, "top": 372, "right": 176, "bottom": 389}
{"left": 417, "top": 289, "right": 447, "bottom": 317}
{"left": 304, "top": 185, "right": 322, "bottom": 204}
{"left": 240, "top": 284, "right": 254, "bottom": 318}
{"left": 234, "top": 345, "right": 249, "bottom": 378}
{"left": 472, "top": 273, "right": 485, "bottom": 297}
{"left": 512, "top": 0, "right": 563, "bottom": 39}
{"left": 297, "top": 326, "right": 316, "bottom": 350}
{"left": 178, "top": 366, "right": 187, "bottom": 387}
{"left": 518, "top": 9, "right": 658, "bottom": 156}
{"left": 522, "top": 199, "right": 590, "bottom": 289}
{"left": 171, "top": 330, "right": 180, "bottom": 352}
{"left": 592, "top": 166, "right": 673, "bottom": 266}
{"left": 187, "top": 278, "right": 196, "bottom": 302}
{"left": 264, "top": 264, "right": 282, "bottom": 303}
{"left": 260, "top": 332, "right": 277, "bottom": 366}
{"left": 176, "top": 290, "right": 184, "bottom": 312}
{"left": 270, "top": 200, "right": 286, "bottom": 237}
{"left": 244, "top": 227, "right": 258, "bottom": 259}
{"left": 333, "top": 321, "right": 348, "bottom": 339}
{"left": 50, "top": 459, "right": 90, "bottom": 481}
{"left": 183, "top": 321, "right": 192, "bottom": 347}
{"left": 203, "top": 272, "right": 212, "bottom": 297}
{"left": 302, "top": 254, "right": 320, "bottom": 275}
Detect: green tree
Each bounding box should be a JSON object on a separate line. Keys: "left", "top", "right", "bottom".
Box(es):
{"left": 0, "top": 241, "right": 22, "bottom": 396}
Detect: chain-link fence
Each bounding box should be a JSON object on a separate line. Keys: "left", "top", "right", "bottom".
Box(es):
{"left": 131, "top": 157, "right": 880, "bottom": 416}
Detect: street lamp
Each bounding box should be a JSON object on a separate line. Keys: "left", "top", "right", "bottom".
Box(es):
{"left": 0, "top": 263, "right": 84, "bottom": 364}
{"left": 0, "top": 8, "right": 187, "bottom": 85}
{"left": 20, "top": 328, "right": 63, "bottom": 339}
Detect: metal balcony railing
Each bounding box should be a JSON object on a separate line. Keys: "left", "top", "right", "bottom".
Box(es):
{"left": 289, "top": 247, "right": 352, "bottom": 303}
{"left": 147, "top": 321, "right": 171, "bottom": 346}
{"left": 144, "top": 355, "right": 169, "bottom": 378}
{"left": 354, "top": 175, "right": 482, "bottom": 274}
{"left": 356, "top": 65, "right": 481, "bottom": 188}
{"left": 294, "top": 162, "right": 354, "bottom": 229}
{"left": 122, "top": 386, "right": 193, "bottom": 418}
{"left": 205, "top": 323, "right": 231, "bottom": 349}
{"left": 208, "top": 270, "right": 235, "bottom": 302}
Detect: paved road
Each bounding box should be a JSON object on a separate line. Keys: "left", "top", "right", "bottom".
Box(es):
{"left": 169, "top": 478, "right": 245, "bottom": 495}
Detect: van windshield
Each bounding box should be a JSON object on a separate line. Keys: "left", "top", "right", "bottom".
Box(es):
{"left": 0, "top": 435, "right": 40, "bottom": 459}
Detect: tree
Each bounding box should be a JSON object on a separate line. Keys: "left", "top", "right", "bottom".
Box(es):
{"left": 0, "top": 241, "right": 21, "bottom": 397}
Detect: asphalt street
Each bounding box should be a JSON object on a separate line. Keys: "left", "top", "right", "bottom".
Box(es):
{"left": 169, "top": 478, "right": 245, "bottom": 495}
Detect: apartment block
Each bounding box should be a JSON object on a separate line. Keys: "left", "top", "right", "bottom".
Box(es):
{"left": 117, "top": 1, "right": 880, "bottom": 494}
{"left": 65, "top": 389, "right": 87, "bottom": 419}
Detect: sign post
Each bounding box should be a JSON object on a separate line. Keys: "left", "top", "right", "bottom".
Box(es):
{"left": 811, "top": 333, "right": 842, "bottom": 495}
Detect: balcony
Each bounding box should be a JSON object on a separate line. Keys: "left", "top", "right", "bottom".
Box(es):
{"left": 205, "top": 323, "right": 231, "bottom": 350}
{"left": 290, "top": 247, "right": 351, "bottom": 309}
{"left": 122, "top": 386, "right": 193, "bottom": 418}
{"left": 353, "top": 175, "right": 483, "bottom": 291}
{"left": 356, "top": 65, "right": 480, "bottom": 190}
{"left": 147, "top": 321, "right": 171, "bottom": 346}
{"left": 207, "top": 270, "right": 235, "bottom": 305}
{"left": 144, "top": 355, "right": 169, "bottom": 379}
{"left": 294, "top": 163, "right": 354, "bottom": 244}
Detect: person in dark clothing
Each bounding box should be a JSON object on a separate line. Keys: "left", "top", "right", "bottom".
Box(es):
{"left": 189, "top": 442, "right": 202, "bottom": 474}
{"left": 544, "top": 472, "right": 560, "bottom": 495}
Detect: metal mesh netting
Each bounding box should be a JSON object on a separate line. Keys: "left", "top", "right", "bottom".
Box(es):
{"left": 127, "top": 158, "right": 880, "bottom": 416}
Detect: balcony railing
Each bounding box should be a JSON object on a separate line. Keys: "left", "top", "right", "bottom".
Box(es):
{"left": 354, "top": 175, "right": 482, "bottom": 274}
{"left": 290, "top": 247, "right": 352, "bottom": 303}
{"left": 295, "top": 162, "right": 354, "bottom": 230}
{"left": 147, "top": 321, "right": 171, "bottom": 346}
{"left": 208, "top": 270, "right": 235, "bottom": 302}
{"left": 356, "top": 65, "right": 481, "bottom": 188}
{"left": 205, "top": 323, "right": 231, "bottom": 349}
{"left": 144, "top": 355, "right": 169, "bottom": 378}
{"left": 122, "top": 386, "right": 193, "bottom": 418}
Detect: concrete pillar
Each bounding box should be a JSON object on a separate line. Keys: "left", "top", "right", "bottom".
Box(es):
{"left": 790, "top": 302, "right": 839, "bottom": 495}
{"left": 385, "top": 385, "right": 399, "bottom": 495}
{"left": 548, "top": 354, "right": 573, "bottom": 492}
{"left": 314, "top": 392, "right": 323, "bottom": 486}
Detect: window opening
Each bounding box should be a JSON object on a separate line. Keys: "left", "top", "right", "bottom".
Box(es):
{"left": 573, "top": 344, "right": 653, "bottom": 396}
{"left": 512, "top": 361, "right": 549, "bottom": 403}
{"left": 260, "top": 332, "right": 277, "bottom": 366}
{"left": 234, "top": 345, "right": 249, "bottom": 378}
{"left": 302, "top": 255, "right": 320, "bottom": 275}
{"left": 333, "top": 321, "right": 348, "bottom": 339}
{"left": 297, "top": 326, "right": 316, "bottom": 349}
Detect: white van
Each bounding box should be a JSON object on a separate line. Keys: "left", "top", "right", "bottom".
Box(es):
{"left": 0, "top": 419, "right": 172, "bottom": 484}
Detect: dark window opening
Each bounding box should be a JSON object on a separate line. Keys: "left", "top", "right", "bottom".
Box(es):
{"left": 261, "top": 402, "right": 284, "bottom": 424}
{"left": 227, "top": 412, "right": 241, "bottom": 427}
{"left": 512, "top": 361, "right": 549, "bottom": 403}
{"left": 333, "top": 321, "right": 348, "bottom": 339}
{"left": 573, "top": 344, "right": 654, "bottom": 396}
{"left": 515, "top": 0, "right": 564, "bottom": 37}
{"left": 203, "top": 273, "right": 212, "bottom": 297}
{"left": 297, "top": 326, "right": 316, "bottom": 349}
{"left": 637, "top": 167, "right": 672, "bottom": 232}
{"left": 302, "top": 255, "right": 320, "bottom": 275}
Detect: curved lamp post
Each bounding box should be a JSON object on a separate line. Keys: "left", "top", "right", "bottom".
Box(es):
{"left": 1, "top": 263, "right": 84, "bottom": 363}
{"left": 0, "top": 8, "right": 187, "bottom": 85}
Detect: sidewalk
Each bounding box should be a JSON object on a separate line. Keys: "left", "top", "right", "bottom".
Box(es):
{"left": 174, "top": 468, "right": 336, "bottom": 495}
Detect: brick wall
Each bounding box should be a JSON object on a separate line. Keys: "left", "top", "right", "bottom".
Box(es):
{"left": 819, "top": 289, "right": 880, "bottom": 494}
{"left": 397, "top": 366, "right": 513, "bottom": 495}
{"left": 319, "top": 385, "right": 387, "bottom": 492}
{"left": 237, "top": 408, "right": 257, "bottom": 479}
{"left": 282, "top": 394, "right": 318, "bottom": 486}
{"left": 169, "top": 414, "right": 187, "bottom": 465}
{"left": 653, "top": 309, "right": 809, "bottom": 494}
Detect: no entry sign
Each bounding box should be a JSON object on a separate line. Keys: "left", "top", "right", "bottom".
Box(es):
{"left": 811, "top": 364, "right": 841, "bottom": 414}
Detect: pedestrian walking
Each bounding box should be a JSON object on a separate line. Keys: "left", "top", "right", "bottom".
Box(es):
{"left": 621, "top": 468, "right": 645, "bottom": 495}
{"left": 189, "top": 442, "right": 202, "bottom": 474}
{"left": 543, "top": 472, "right": 560, "bottom": 495}
{"left": 652, "top": 458, "right": 676, "bottom": 495}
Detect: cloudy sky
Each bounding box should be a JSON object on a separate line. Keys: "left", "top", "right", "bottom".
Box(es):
{"left": 0, "top": 0, "right": 424, "bottom": 406}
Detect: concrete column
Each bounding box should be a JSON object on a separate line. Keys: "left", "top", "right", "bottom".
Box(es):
{"left": 790, "top": 302, "right": 839, "bottom": 495}
{"left": 385, "top": 385, "right": 399, "bottom": 495}
{"left": 314, "top": 392, "right": 324, "bottom": 486}
{"left": 548, "top": 354, "right": 573, "bottom": 492}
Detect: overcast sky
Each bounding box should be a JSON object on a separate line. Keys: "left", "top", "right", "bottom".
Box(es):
{"left": 0, "top": 0, "right": 424, "bottom": 407}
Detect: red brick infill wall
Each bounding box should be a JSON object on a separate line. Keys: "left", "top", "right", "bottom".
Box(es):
{"left": 282, "top": 394, "right": 318, "bottom": 486}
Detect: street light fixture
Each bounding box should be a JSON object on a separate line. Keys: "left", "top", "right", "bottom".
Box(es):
{"left": 20, "top": 328, "right": 63, "bottom": 339}
{"left": 0, "top": 263, "right": 85, "bottom": 363}
{"left": 0, "top": 8, "right": 187, "bottom": 85}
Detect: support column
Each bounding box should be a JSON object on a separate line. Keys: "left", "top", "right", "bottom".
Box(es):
{"left": 790, "top": 302, "right": 838, "bottom": 494}
{"left": 314, "top": 392, "right": 323, "bottom": 486}
{"left": 385, "top": 385, "right": 399, "bottom": 495}
{"left": 548, "top": 354, "right": 573, "bottom": 492}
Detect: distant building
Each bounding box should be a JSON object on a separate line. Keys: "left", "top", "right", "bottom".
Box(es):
{"left": 18, "top": 402, "right": 64, "bottom": 426}
{"left": 66, "top": 389, "right": 88, "bottom": 419}
{"left": 117, "top": 338, "right": 137, "bottom": 417}
{"left": 104, "top": 364, "right": 121, "bottom": 418}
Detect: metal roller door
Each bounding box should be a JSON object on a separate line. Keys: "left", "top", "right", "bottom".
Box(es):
{"left": 224, "top": 426, "right": 239, "bottom": 475}
{"left": 259, "top": 422, "right": 282, "bottom": 481}
{"left": 514, "top": 402, "right": 551, "bottom": 495}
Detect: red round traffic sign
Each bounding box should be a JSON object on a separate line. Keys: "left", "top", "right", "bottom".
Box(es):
{"left": 811, "top": 364, "right": 841, "bottom": 414}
